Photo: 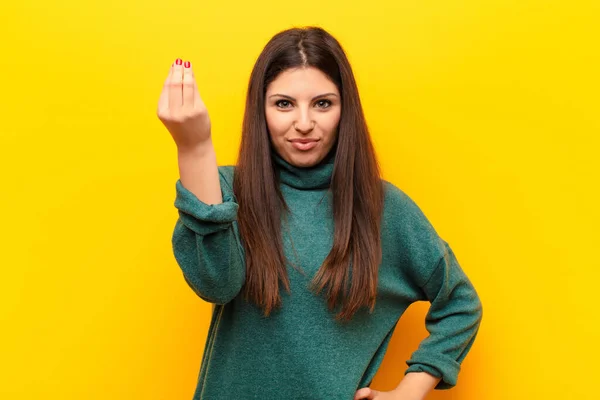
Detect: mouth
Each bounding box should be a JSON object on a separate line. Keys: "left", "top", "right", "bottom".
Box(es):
{"left": 289, "top": 138, "right": 320, "bottom": 144}
{"left": 289, "top": 138, "right": 320, "bottom": 151}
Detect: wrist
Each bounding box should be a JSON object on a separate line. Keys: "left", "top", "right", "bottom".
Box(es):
{"left": 390, "top": 387, "right": 424, "bottom": 400}
{"left": 392, "top": 372, "right": 440, "bottom": 400}
{"left": 177, "top": 140, "right": 214, "bottom": 158}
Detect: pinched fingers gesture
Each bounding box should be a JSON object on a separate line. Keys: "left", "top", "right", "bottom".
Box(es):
{"left": 157, "top": 58, "right": 211, "bottom": 150}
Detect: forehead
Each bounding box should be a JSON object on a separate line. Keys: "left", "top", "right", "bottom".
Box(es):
{"left": 266, "top": 66, "right": 339, "bottom": 95}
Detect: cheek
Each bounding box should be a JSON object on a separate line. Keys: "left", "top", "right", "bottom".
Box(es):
{"left": 320, "top": 110, "right": 341, "bottom": 133}
{"left": 265, "top": 110, "right": 290, "bottom": 137}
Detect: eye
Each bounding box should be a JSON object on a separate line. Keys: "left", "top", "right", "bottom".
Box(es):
{"left": 315, "top": 99, "right": 332, "bottom": 109}
{"left": 275, "top": 100, "right": 292, "bottom": 109}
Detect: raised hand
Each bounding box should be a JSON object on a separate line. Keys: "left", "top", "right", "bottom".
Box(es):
{"left": 157, "top": 58, "right": 212, "bottom": 151}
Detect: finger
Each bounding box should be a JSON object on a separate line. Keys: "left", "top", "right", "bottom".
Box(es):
{"left": 157, "top": 64, "right": 173, "bottom": 114}
{"left": 169, "top": 59, "right": 184, "bottom": 110}
{"left": 182, "top": 61, "right": 195, "bottom": 109}
{"left": 354, "top": 388, "right": 375, "bottom": 400}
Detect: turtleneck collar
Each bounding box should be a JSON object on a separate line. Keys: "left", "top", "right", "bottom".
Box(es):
{"left": 271, "top": 146, "right": 336, "bottom": 190}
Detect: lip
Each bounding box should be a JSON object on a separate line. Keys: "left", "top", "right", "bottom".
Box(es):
{"left": 289, "top": 139, "right": 319, "bottom": 143}
{"left": 290, "top": 139, "right": 319, "bottom": 151}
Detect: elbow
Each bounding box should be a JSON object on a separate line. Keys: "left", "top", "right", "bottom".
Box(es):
{"left": 183, "top": 272, "right": 245, "bottom": 305}
{"left": 205, "top": 275, "right": 245, "bottom": 304}
{"left": 172, "top": 222, "right": 246, "bottom": 304}
{"left": 200, "top": 289, "right": 243, "bottom": 305}
{"left": 470, "top": 295, "right": 483, "bottom": 334}
{"left": 475, "top": 293, "right": 483, "bottom": 323}
{"left": 466, "top": 282, "right": 483, "bottom": 325}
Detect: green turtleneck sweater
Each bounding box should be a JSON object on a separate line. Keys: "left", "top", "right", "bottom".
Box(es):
{"left": 171, "top": 150, "right": 483, "bottom": 400}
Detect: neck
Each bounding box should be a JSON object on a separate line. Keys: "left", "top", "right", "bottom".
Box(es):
{"left": 272, "top": 147, "right": 336, "bottom": 190}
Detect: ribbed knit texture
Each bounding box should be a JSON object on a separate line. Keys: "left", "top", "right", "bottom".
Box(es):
{"left": 172, "top": 150, "right": 483, "bottom": 400}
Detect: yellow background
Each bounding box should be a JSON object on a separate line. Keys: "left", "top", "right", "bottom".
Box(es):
{"left": 1, "top": 0, "right": 598, "bottom": 399}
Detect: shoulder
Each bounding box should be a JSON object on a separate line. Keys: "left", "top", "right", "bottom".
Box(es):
{"left": 382, "top": 180, "right": 421, "bottom": 216}
{"left": 381, "top": 180, "right": 436, "bottom": 227}
{"left": 381, "top": 179, "right": 447, "bottom": 285}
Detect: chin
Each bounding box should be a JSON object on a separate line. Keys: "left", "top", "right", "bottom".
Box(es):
{"left": 286, "top": 152, "right": 322, "bottom": 168}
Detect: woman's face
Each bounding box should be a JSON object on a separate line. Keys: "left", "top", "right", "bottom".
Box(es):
{"left": 265, "top": 66, "right": 341, "bottom": 168}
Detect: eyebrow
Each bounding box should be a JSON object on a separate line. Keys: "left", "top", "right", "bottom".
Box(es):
{"left": 268, "top": 93, "right": 339, "bottom": 101}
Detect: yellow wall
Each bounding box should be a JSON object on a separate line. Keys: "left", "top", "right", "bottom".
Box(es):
{"left": 1, "top": 1, "right": 598, "bottom": 399}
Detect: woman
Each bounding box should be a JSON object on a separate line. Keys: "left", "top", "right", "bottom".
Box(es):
{"left": 158, "top": 26, "right": 483, "bottom": 400}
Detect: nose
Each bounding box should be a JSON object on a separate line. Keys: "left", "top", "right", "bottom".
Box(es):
{"left": 293, "top": 114, "right": 316, "bottom": 134}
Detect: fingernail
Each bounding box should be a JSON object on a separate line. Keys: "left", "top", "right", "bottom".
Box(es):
{"left": 175, "top": 58, "right": 182, "bottom": 65}
{"left": 184, "top": 61, "right": 190, "bottom": 68}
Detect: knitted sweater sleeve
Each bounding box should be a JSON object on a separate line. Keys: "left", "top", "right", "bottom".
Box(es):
{"left": 404, "top": 238, "right": 483, "bottom": 389}
{"left": 383, "top": 181, "right": 483, "bottom": 390}
{"left": 171, "top": 166, "right": 246, "bottom": 304}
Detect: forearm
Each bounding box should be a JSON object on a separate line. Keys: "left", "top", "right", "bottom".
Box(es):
{"left": 392, "top": 372, "right": 441, "bottom": 400}
{"left": 177, "top": 140, "right": 222, "bottom": 205}
{"left": 172, "top": 163, "right": 245, "bottom": 304}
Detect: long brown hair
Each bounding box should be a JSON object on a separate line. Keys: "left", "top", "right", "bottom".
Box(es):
{"left": 233, "top": 26, "right": 384, "bottom": 321}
